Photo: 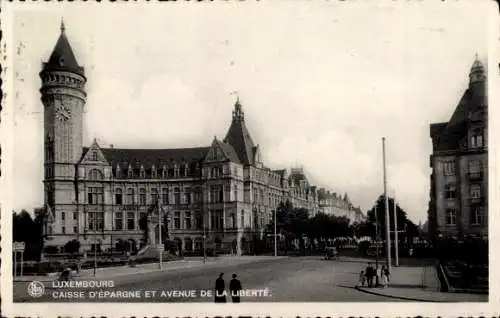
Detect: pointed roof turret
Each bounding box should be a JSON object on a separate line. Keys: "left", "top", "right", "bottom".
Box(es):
{"left": 469, "top": 54, "right": 485, "bottom": 85}
{"left": 42, "top": 20, "right": 85, "bottom": 77}
{"left": 224, "top": 98, "right": 256, "bottom": 165}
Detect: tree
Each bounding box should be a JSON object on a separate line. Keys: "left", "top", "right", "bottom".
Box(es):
{"left": 13, "top": 210, "right": 44, "bottom": 261}
{"left": 366, "top": 195, "right": 419, "bottom": 244}
{"left": 64, "top": 239, "right": 81, "bottom": 255}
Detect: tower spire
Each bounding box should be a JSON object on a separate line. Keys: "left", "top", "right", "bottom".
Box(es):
{"left": 60, "top": 18, "right": 65, "bottom": 34}
{"left": 232, "top": 96, "right": 244, "bottom": 122}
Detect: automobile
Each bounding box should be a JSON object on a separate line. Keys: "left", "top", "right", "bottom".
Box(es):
{"left": 366, "top": 246, "right": 382, "bottom": 257}
{"left": 324, "top": 247, "right": 339, "bottom": 260}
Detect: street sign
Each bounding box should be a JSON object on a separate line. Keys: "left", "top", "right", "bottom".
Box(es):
{"left": 13, "top": 242, "right": 25, "bottom": 251}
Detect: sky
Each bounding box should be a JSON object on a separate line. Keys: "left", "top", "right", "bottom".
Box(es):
{"left": 8, "top": 2, "right": 494, "bottom": 224}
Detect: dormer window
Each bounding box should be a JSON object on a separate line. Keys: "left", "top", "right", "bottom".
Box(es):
{"left": 128, "top": 165, "right": 133, "bottom": 178}
{"left": 174, "top": 163, "right": 179, "bottom": 177}
{"left": 151, "top": 165, "right": 157, "bottom": 179}
{"left": 471, "top": 129, "right": 484, "bottom": 148}
{"left": 115, "top": 164, "right": 121, "bottom": 178}
{"left": 59, "top": 57, "right": 65, "bottom": 66}
{"left": 140, "top": 165, "right": 145, "bottom": 179}
{"left": 162, "top": 165, "right": 167, "bottom": 178}
{"left": 92, "top": 151, "right": 98, "bottom": 161}
{"left": 184, "top": 163, "right": 190, "bottom": 177}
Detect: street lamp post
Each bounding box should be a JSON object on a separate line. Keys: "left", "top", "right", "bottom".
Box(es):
{"left": 93, "top": 213, "right": 97, "bottom": 277}
{"left": 374, "top": 205, "right": 379, "bottom": 268}
{"left": 393, "top": 190, "right": 399, "bottom": 267}
{"left": 382, "top": 137, "right": 391, "bottom": 273}
{"left": 274, "top": 209, "right": 277, "bottom": 257}
{"left": 203, "top": 208, "right": 207, "bottom": 263}
{"left": 158, "top": 199, "right": 162, "bottom": 270}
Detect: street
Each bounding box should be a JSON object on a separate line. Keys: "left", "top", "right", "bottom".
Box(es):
{"left": 15, "top": 256, "right": 402, "bottom": 302}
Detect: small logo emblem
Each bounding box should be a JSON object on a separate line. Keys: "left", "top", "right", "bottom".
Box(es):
{"left": 27, "top": 281, "right": 45, "bottom": 298}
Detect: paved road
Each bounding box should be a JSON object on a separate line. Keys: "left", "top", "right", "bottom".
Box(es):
{"left": 15, "top": 257, "right": 403, "bottom": 302}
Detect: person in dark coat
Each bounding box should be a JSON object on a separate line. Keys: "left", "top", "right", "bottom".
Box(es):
{"left": 229, "top": 273, "right": 242, "bottom": 303}
{"left": 214, "top": 272, "right": 227, "bottom": 303}
{"left": 365, "top": 263, "right": 374, "bottom": 288}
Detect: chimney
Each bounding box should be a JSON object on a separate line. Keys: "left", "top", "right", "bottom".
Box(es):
{"left": 110, "top": 144, "right": 114, "bottom": 148}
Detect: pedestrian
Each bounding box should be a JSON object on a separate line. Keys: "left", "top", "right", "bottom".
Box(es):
{"left": 358, "top": 270, "right": 366, "bottom": 287}
{"left": 384, "top": 266, "right": 390, "bottom": 284}
{"left": 365, "top": 263, "right": 373, "bottom": 288}
{"left": 381, "top": 265, "right": 389, "bottom": 288}
{"left": 375, "top": 265, "right": 381, "bottom": 287}
{"left": 229, "top": 273, "right": 242, "bottom": 303}
{"left": 214, "top": 272, "right": 227, "bottom": 303}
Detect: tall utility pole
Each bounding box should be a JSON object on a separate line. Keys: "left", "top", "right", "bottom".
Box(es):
{"left": 382, "top": 137, "right": 391, "bottom": 273}
{"left": 274, "top": 209, "right": 277, "bottom": 257}
{"left": 93, "top": 213, "right": 97, "bottom": 277}
{"left": 374, "top": 205, "right": 379, "bottom": 267}
{"left": 393, "top": 190, "right": 399, "bottom": 267}
{"left": 158, "top": 199, "right": 162, "bottom": 270}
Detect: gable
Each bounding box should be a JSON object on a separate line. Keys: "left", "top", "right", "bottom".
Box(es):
{"left": 80, "top": 143, "right": 109, "bottom": 165}
{"left": 204, "top": 139, "right": 241, "bottom": 164}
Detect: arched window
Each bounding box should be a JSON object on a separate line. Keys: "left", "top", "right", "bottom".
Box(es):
{"left": 140, "top": 165, "right": 145, "bottom": 179}
{"left": 162, "top": 165, "right": 168, "bottom": 178}
{"left": 88, "top": 169, "right": 103, "bottom": 180}
{"left": 151, "top": 165, "right": 157, "bottom": 179}
{"left": 128, "top": 165, "right": 133, "bottom": 178}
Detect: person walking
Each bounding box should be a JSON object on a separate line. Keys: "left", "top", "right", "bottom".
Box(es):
{"left": 365, "top": 263, "right": 374, "bottom": 288}
{"left": 381, "top": 265, "right": 389, "bottom": 288}
{"left": 214, "top": 272, "right": 227, "bottom": 303}
{"left": 357, "top": 270, "right": 366, "bottom": 287}
{"left": 229, "top": 273, "right": 243, "bottom": 303}
{"left": 375, "top": 265, "right": 382, "bottom": 287}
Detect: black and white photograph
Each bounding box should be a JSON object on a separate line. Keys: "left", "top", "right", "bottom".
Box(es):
{"left": 1, "top": 1, "right": 497, "bottom": 317}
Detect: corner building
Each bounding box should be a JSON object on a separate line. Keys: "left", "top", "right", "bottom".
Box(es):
{"left": 429, "top": 58, "right": 488, "bottom": 238}
{"left": 41, "top": 25, "right": 329, "bottom": 255}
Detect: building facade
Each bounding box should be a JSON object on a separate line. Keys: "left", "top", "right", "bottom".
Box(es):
{"left": 428, "top": 57, "right": 488, "bottom": 238}
{"left": 317, "top": 189, "right": 365, "bottom": 224}
{"left": 40, "top": 24, "right": 361, "bottom": 255}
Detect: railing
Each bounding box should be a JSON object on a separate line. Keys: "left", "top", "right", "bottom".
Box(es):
{"left": 467, "top": 171, "right": 483, "bottom": 180}
{"left": 469, "top": 197, "right": 484, "bottom": 205}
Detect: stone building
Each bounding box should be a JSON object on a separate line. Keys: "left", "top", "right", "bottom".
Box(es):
{"left": 428, "top": 57, "right": 488, "bottom": 238}
{"left": 39, "top": 23, "right": 353, "bottom": 255}
{"left": 317, "top": 189, "right": 365, "bottom": 224}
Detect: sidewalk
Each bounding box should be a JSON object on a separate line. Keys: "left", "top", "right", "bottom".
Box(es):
{"left": 13, "top": 255, "right": 285, "bottom": 282}
{"left": 356, "top": 265, "right": 488, "bottom": 302}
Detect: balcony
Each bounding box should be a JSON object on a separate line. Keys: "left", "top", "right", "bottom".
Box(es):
{"left": 469, "top": 196, "right": 485, "bottom": 206}
{"left": 467, "top": 171, "right": 483, "bottom": 181}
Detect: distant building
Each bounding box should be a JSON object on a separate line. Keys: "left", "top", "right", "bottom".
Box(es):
{"left": 38, "top": 22, "right": 357, "bottom": 254}
{"left": 317, "top": 189, "right": 365, "bottom": 224}
{"left": 429, "top": 57, "right": 488, "bottom": 239}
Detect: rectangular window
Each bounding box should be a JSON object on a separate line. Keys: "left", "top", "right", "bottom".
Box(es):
{"left": 185, "top": 188, "right": 191, "bottom": 204}
{"left": 174, "top": 212, "right": 181, "bottom": 229}
{"left": 470, "top": 185, "right": 482, "bottom": 199}
{"left": 127, "top": 212, "right": 135, "bottom": 230}
{"left": 443, "top": 161, "right": 456, "bottom": 176}
{"left": 73, "top": 212, "right": 77, "bottom": 220}
{"left": 151, "top": 188, "right": 158, "bottom": 204}
{"left": 62, "top": 226, "right": 66, "bottom": 234}
{"left": 196, "top": 211, "right": 203, "bottom": 229}
{"left": 88, "top": 212, "right": 104, "bottom": 230}
{"left": 471, "top": 207, "right": 484, "bottom": 225}
{"left": 233, "top": 186, "right": 238, "bottom": 202}
{"left": 162, "top": 188, "right": 169, "bottom": 205}
{"left": 139, "top": 188, "right": 146, "bottom": 205}
{"left": 87, "top": 187, "right": 104, "bottom": 205}
{"left": 61, "top": 212, "right": 65, "bottom": 221}
{"left": 185, "top": 211, "right": 192, "bottom": 229}
{"left": 115, "top": 189, "right": 123, "bottom": 205}
{"left": 241, "top": 211, "right": 245, "bottom": 228}
{"left": 446, "top": 209, "right": 456, "bottom": 225}
{"left": 92, "top": 151, "right": 98, "bottom": 161}
{"left": 444, "top": 185, "right": 456, "bottom": 200}
{"left": 127, "top": 188, "right": 135, "bottom": 205}
{"left": 210, "top": 210, "right": 223, "bottom": 229}
{"left": 471, "top": 131, "right": 484, "bottom": 148}
{"left": 174, "top": 189, "right": 181, "bottom": 205}
{"left": 115, "top": 212, "right": 123, "bottom": 230}
{"left": 73, "top": 226, "right": 77, "bottom": 233}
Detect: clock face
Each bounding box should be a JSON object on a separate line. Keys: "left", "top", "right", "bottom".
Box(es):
{"left": 55, "top": 100, "right": 71, "bottom": 121}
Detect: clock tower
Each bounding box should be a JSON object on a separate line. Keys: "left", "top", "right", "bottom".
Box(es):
{"left": 40, "top": 21, "right": 86, "bottom": 236}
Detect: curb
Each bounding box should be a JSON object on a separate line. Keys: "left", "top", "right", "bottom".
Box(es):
{"left": 355, "top": 286, "right": 442, "bottom": 303}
